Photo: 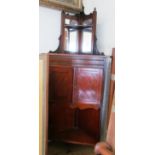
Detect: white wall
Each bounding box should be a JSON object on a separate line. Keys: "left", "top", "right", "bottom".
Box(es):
{"left": 39, "top": 7, "right": 61, "bottom": 53}
{"left": 83, "top": 0, "right": 115, "bottom": 55}
{"left": 39, "top": 0, "right": 115, "bottom": 55}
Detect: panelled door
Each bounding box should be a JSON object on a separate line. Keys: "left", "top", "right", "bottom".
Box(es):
{"left": 48, "top": 66, "right": 75, "bottom": 138}
{"left": 73, "top": 67, "right": 103, "bottom": 109}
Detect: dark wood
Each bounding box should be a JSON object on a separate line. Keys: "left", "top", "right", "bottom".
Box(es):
{"left": 43, "top": 9, "right": 109, "bottom": 152}
{"left": 49, "top": 104, "right": 76, "bottom": 136}
{"left": 73, "top": 68, "right": 103, "bottom": 109}
{"left": 49, "top": 67, "right": 73, "bottom": 103}
{"left": 78, "top": 109, "right": 100, "bottom": 140}
{"left": 48, "top": 66, "right": 75, "bottom": 140}
{"left": 54, "top": 128, "right": 97, "bottom": 146}
{"left": 92, "top": 9, "right": 97, "bottom": 53}
{"left": 49, "top": 53, "right": 105, "bottom": 68}
{"left": 48, "top": 53, "right": 106, "bottom": 145}
{"left": 50, "top": 9, "right": 101, "bottom": 55}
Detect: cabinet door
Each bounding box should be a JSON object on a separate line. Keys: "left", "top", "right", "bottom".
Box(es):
{"left": 48, "top": 67, "right": 75, "bottom": 136}
{"left": 49, "top": 67, "right": 73, "bottom": 104}
{"left": 73, "top": 68, "right": 103, "bottom": 109}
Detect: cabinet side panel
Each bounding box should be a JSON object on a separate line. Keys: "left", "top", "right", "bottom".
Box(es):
{"left": 39, "top": 54, "right": 49, "bottom": 155}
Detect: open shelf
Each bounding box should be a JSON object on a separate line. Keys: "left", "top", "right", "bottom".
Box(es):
{"left": 64, "top": 24, "right": 92, "bottom": 29}
{"left": 54, "top": 128, "right": 98, "bottom": 146}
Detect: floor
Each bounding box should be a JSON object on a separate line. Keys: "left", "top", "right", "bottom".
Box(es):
{"left": 48, "top": 142, "right": 95, "bottom": 155}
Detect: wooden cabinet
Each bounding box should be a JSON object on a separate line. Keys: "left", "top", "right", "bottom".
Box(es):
{"left": 48, "top": 53, "right": 106, "bottom": 145}
{"left": 39, "top": 9, "right": 112, "bottom": 155}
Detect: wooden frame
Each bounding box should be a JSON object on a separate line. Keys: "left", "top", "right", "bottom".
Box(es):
{"left": 40, "top": 0, "right": 83, "bottom": 13}
{"left": 50, "top": 9, "right": 100, "bottom": 55}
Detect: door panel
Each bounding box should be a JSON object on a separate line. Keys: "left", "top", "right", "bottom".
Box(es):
{"left": 49, "top": 67, "right": 73, "bottom": 104}
{"left": 73, "top": 68, "right": 103, "bottom": 108}
{"left": 48, "top": 67, "right": 75, "bottom": 139}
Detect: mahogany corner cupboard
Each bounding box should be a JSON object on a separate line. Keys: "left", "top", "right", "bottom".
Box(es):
{"left": 40, "top": 9, "right": 111, "bottom": 155}
{"left": 48, "top": 53, "right": 107, "bottom": 146}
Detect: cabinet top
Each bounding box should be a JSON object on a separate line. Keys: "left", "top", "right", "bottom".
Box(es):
{"left": 48, "top": 53, "right": 110, "bottom": 59}
{"left": 48, "top": 53, "right": 110, "bottom": 69}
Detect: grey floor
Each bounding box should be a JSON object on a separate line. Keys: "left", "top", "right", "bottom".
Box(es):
{"left": 48, "top": 142, "right": 95, "bottom": 155}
